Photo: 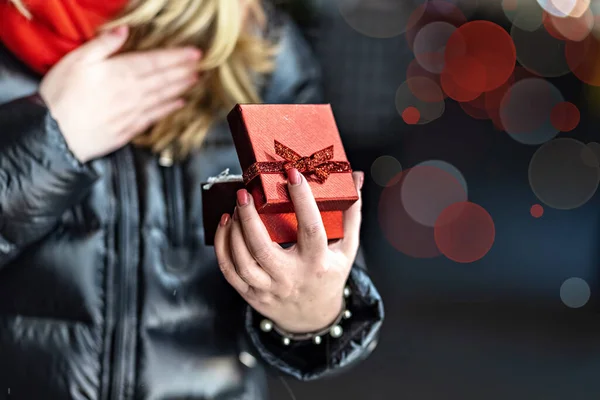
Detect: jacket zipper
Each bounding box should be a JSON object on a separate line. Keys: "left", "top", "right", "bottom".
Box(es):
{"left": 110, "top": 148, "right": 139, "bottom": 400}
{"left": 160, "top": 151, "right": 185, "bottom": 247}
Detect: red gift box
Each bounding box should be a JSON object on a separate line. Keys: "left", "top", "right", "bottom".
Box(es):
{"left": 202, "top": 104, "right": 357, "bottom": 245}
{"left": 201, "top": 173, "right": 344, "bottom": 245}
{"left": 227, "top": 104, "right": 359, "bottom": 214}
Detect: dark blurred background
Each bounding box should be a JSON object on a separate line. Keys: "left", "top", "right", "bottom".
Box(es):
{"left": 268, "top": 1, "right": 600, "bottom": 399}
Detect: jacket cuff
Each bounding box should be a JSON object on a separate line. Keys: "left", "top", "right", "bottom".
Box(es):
{"left": 244, "top": 266, "right": 384, "bottom": 381}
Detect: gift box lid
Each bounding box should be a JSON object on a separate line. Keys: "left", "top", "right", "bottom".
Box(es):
{"left": 227, "top": 104, "right": 359, "bottom": 214}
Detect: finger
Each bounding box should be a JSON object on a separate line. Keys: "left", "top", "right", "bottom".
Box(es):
{"left": 230, "top": 208, "right": 273, "bottom": 290}
{"left": 119, "top": 47, "right": 201, "bottom": 77}
{"left": 235, "top": 189, "right": 283, "bottom": 273}
{"left": 77, "top": 26, "right": 129, "bottom": 63}
{"left": 139, "top": 74, "right": 198, "bottom": 112}
{"left": 214, "top": 213, "right": 250, "bottom": 295}
{"left": 140, "top": 64, "right": 199, "bottom": 94}
{"left": 331, "top": 171, "right": 364, "bottom": 258}
{"left": 121, "top": 99, "right": 186, "bottom": 139}
{"left": 286, "top": 168, "right": 327, "bottom": 252}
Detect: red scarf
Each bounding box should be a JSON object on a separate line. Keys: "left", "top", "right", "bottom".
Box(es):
{"left": 0, "top": 0, "right": 128, "bottom": 74}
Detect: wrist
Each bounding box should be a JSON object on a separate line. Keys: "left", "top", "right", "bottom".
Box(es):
{"left": 273, "top": 295, "right": 344, "bottom": 334}
{"left": 258, "top": 286, "right": 353, "bottom": 346}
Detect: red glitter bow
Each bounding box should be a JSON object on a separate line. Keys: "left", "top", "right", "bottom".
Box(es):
{"left": 242, "top": 140, "right": 352, "bottom": 184}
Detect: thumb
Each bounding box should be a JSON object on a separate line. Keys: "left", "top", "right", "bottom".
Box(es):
{"left": 336, "top": 171, "right": 364, "bottom": 258}
{"left": 77, "top": 26, "right": 129, "bottom": 63}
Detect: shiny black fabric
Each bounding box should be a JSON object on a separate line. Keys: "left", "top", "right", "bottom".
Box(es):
{"left": 0, "top": 11, "right": 383, "bottom": 400}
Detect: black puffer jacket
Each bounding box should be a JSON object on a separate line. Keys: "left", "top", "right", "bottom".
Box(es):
{"left": 0, "top": 10, "right": 383, "bottom": 400}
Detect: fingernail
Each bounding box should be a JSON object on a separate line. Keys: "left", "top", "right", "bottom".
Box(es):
{"left": 357, "top": 171, "right": 364, "bottom": 190}
{"left": 288, "top": 168, "right": 302, "bottom": 186}
{"left": 233, "top": 207, "right": 239, "bottom": 221}
{"left": 237, "top": 189, "right": 249, "bottom": 207}
{"left": 219, "top": 213, "right": 230, "bottom": 227}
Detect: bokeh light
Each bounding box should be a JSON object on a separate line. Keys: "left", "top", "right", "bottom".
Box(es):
{"left": 529, "top": 138, "right": 600, "bottom": 210}
{"left": 460, "top": 98, "right": 490, "bottom": 120}
{"left": 550, "top": 101, "right": 581, "bottom": 131}
{"left": 371, "top": 156, "right": 403, "bottom": 187}
{"left": 400, "top": 163, "right": 468, "bottom": 227}
{"left": 402, "top": 106, "right": 421, "bottom": 124}
{"left": 434, "top": 201, "right": 496, "bottom": 263}
{"left": 586, "top": 142, "right": 600, "bottom": 166}
{"left": 504, "top": 0, "right": 545, "bottom": 31}
{"left": 414, "top": 21, "right": 457, "bottom": 74}
{"left": 538, "top": 0, "right": 591, "bottom": 18}
{"left": 511, "top": 21, "right": 571, "bottom": 77}
{"left": 500, "top": 78, "right": 564, "bottom": 145}
{"left": 337, "top": 0, "right": 426, "bottom": 38}
{"left": 407, "top": 59, "right": 447, "bottom": 101}
{"left": 418, "top": 160, "right": 469, "bottom": 193}
{"left": 441, "top": 67, "right": 482, "bottom": 102}
{"left": 560, "top": 277, "right": 591, "bottom": 308}
{"left": 545, "top": 7, "right": 594, "bottom": 41}
{"left": 565, "top": 32, "right": 600, "bottom": 86}
{"left": 406, "top": 0, "right": 467, "bottom": 50}
{"left": 396, "top": 79, "right": 445, "bottom": 124}
{"left": 514, "top": 3, "right": 546, "bottom": 32}
{"left": 444, "top": 21, "right": 516, "bottom": 92}
{"left": 530, "top": 204, "right": 544, "bottom": 218}
{"left": 378, "top": 170, "right": 442, "bottom": 259}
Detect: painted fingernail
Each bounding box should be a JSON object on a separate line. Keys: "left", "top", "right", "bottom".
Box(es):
{"left": 237, "top": 189, "right": 249, "bottom": 206}
{"left": 233, "top": 207, "right": 239, "bottom": 221}
{"left": 220, "top": 213, "right": 230, "bottom": 227}
{"left": 288, "top": 168, "right": 301, "bottom": 186}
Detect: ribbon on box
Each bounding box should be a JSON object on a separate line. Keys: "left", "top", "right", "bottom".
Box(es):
{"left": 242, "top": 140, "right": 352, "bottom": 185}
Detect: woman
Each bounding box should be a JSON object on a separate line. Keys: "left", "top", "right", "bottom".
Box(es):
{"left": 0, "top": 0, "right": 383, "bottom": 399}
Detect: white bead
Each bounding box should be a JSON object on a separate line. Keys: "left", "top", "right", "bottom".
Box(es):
{"left": 313, "top": 336, "right": 322, "bottom": 345}
{"left": 282, "top": 337, "right": 291, "bottom": 346}
{"left": 238, "top": 351, "right": 257, "bottom": 368}
{"left": 330, "top": 325, "right": 343, "bottom": 338}
{"left": 343, "top": 310, "right": 352, "bottom": 319}
{"left": 260, "top": 319, "right": 273, "bottom": 332}
{"left": 343, "top": 287, "right": 351, "bottom": 298}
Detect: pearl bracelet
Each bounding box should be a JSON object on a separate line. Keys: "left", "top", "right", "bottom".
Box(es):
{"left": 259, "top": 286, "right": 352, "bottom": 346}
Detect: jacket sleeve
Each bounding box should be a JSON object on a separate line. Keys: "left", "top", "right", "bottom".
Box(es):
{"left": 243, "top": 15, "right": 384, "bottom": 381}
{"left": 0, "top": 95, "right": 99, "bottom": 268}
{"left": 243, "top": 254, "right": 384, "bottom": 381}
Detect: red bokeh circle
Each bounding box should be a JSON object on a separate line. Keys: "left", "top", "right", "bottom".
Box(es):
{"left": 441, "top": 68, "right": 482, "bottom": 102}
{"left": 550, "top": 102, "right": 581, "bottom": 132}
{"left": 434, "top": 201, "right": 495, "bottom": 263}
{"left": 460, "top": 100, "right": 489, "bottom": 120}
{"left": 444, "top": 21, "right": 516, "bottom": 92}
{"left": 543, "top": 11, "right": 567, "bottom": 40}
{"left": 566, "top": 33, "right": 600, "bottom": 86}
{"left": 530, "top": 204, "right": 544, "bottom": 218}
{"left": 548, "top": 8, "right": 594, "bottom": 42}
{"left": 402, "top": 107, "right": 421, "bottom": 124}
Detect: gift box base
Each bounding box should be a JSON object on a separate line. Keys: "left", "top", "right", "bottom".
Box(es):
{"left": 202, "top": 181, "right": 344, "bottom": 246}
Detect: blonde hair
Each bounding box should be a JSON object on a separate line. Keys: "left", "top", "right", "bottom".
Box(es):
{"left": 10, "top": 0, "right": 276, "bottom": 159}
